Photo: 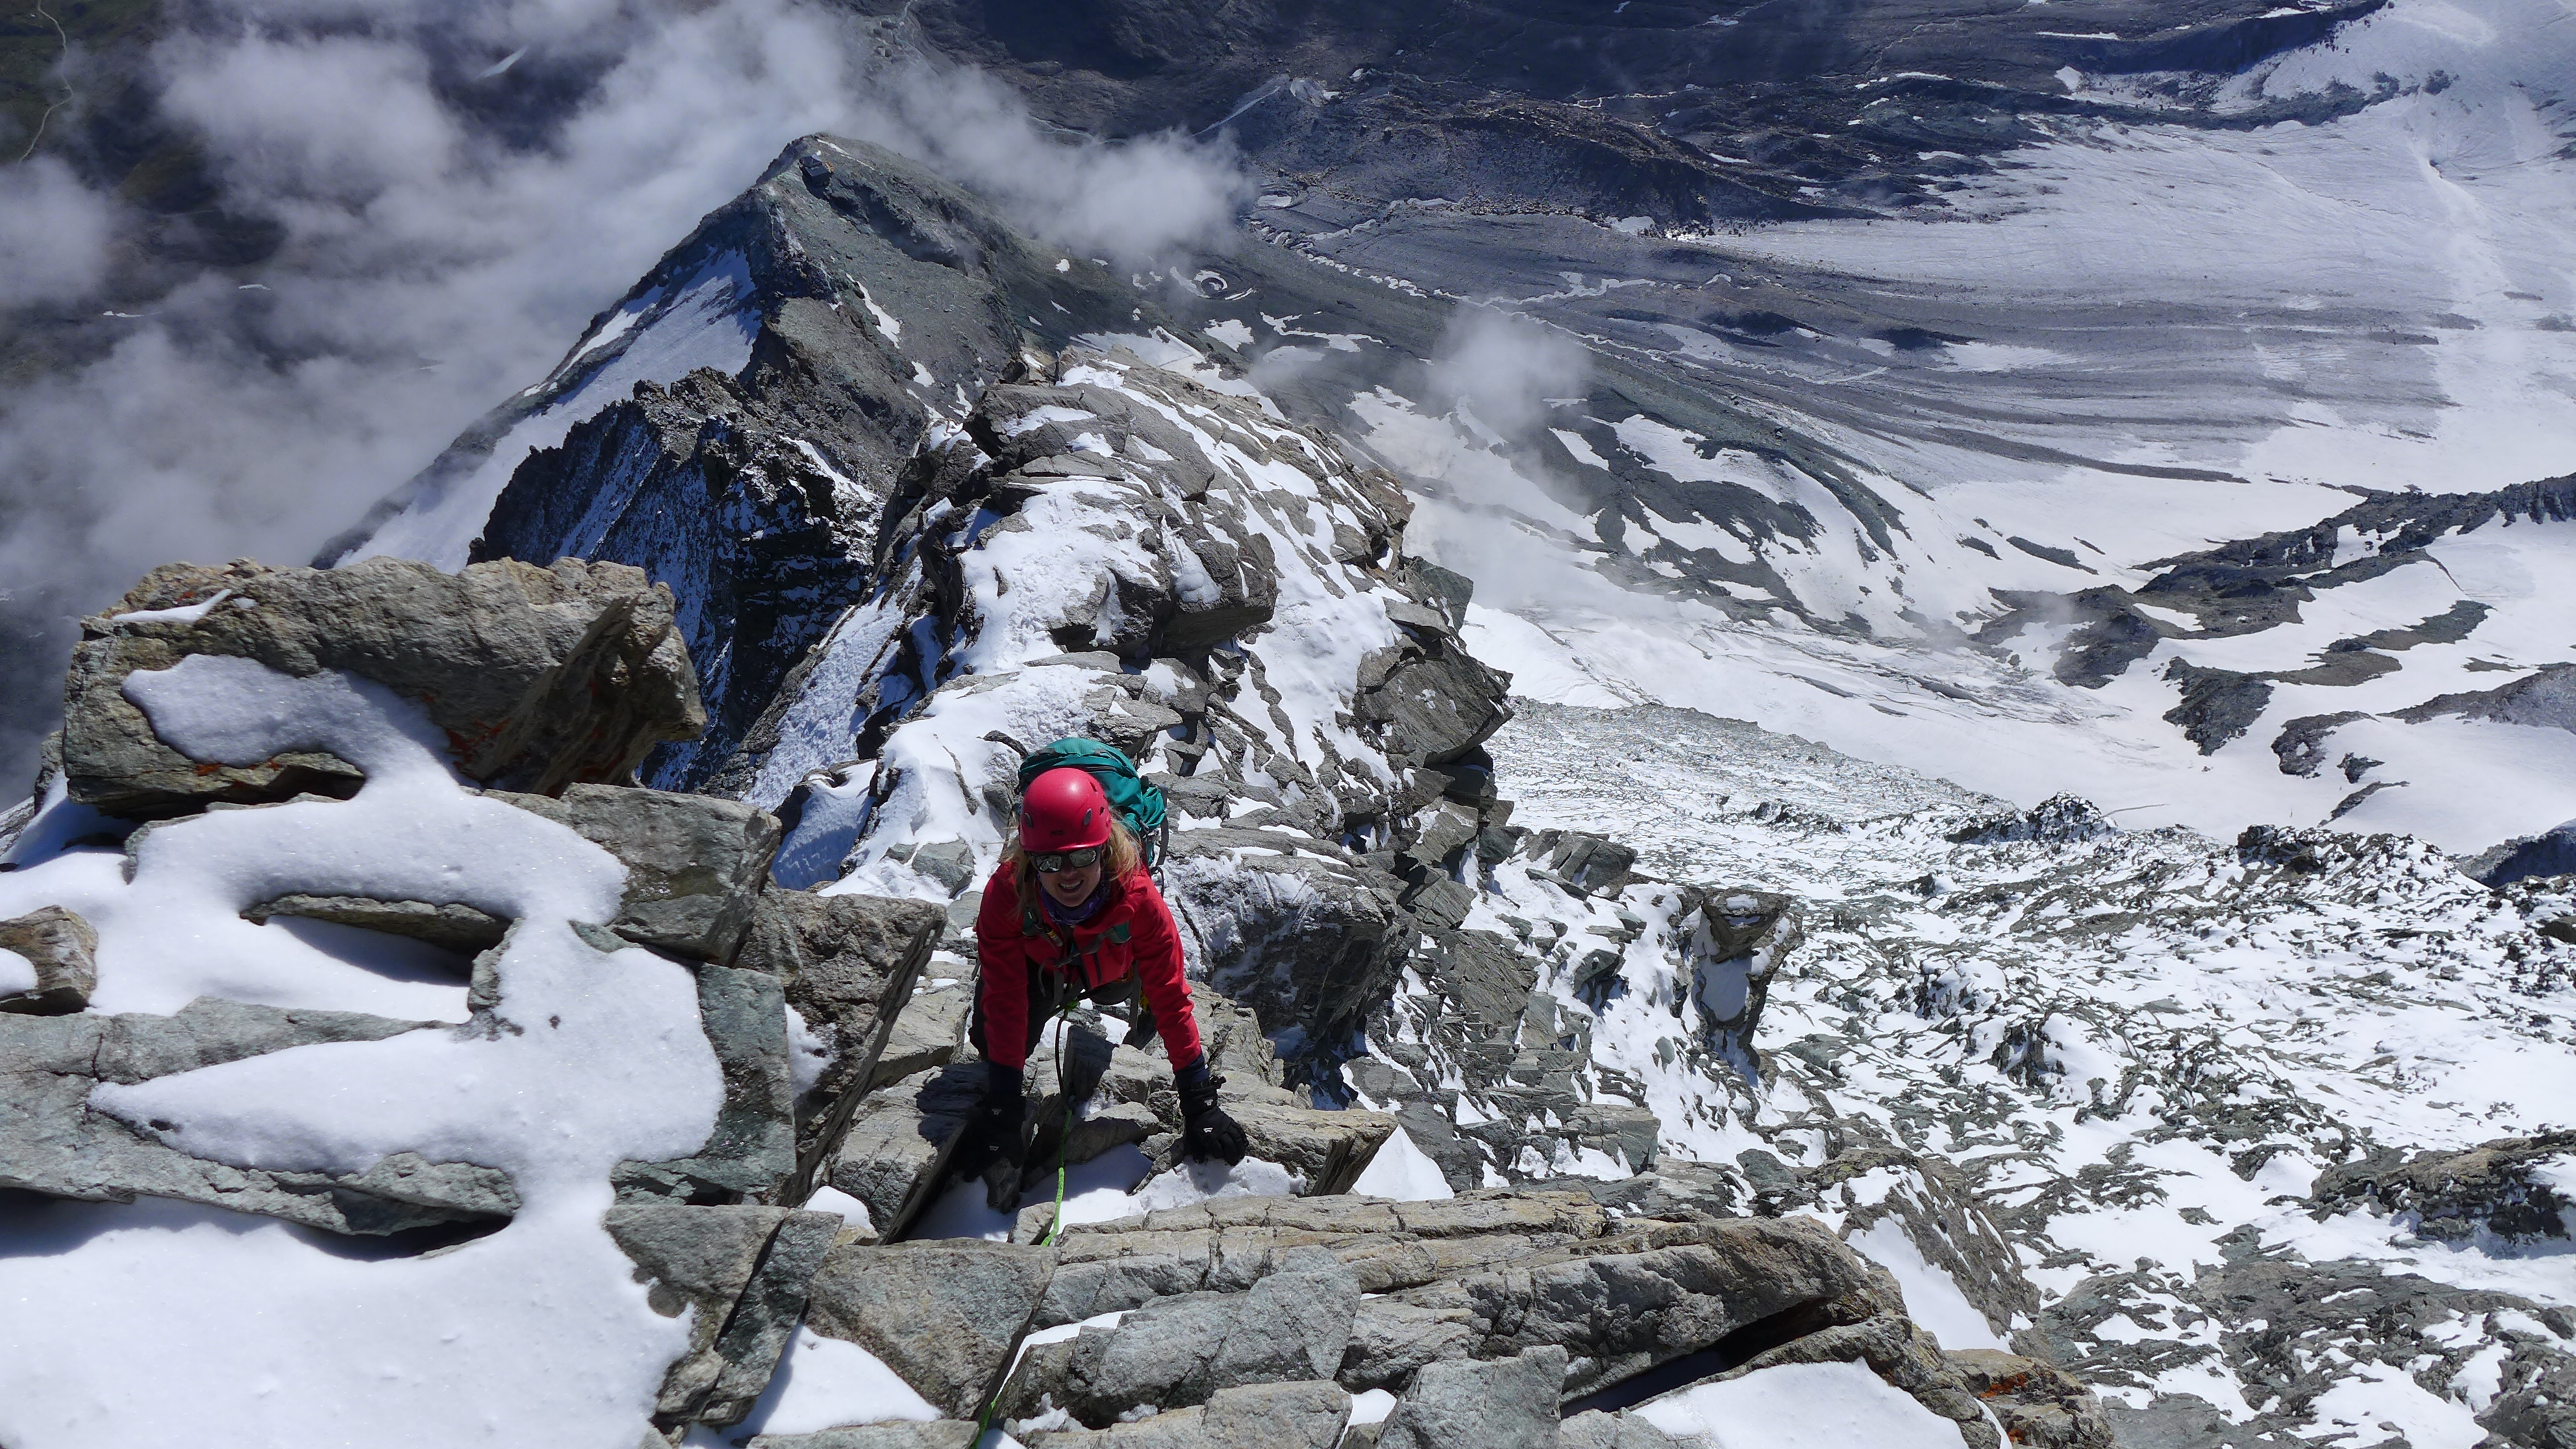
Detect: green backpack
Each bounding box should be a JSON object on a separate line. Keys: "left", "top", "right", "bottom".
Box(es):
{"left": 1016, "top": 737, "right": 1169, "bottom": 869}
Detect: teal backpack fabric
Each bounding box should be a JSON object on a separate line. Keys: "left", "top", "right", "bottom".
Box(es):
{"left": 1017, "top": 738, "right": 1167, "bottom": 864}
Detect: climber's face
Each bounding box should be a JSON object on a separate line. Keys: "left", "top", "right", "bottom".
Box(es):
{"left": 1041, "top": 858, "right": 1102, "bottom": 906}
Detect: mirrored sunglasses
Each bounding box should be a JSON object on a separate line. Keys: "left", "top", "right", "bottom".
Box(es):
{"left": 1032, "top": 847, "right": 1104, "bottom": 874}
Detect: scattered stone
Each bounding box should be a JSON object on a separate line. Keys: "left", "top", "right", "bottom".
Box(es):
{"left": 0, "top": 906, "right": 97, "bottom": 1014}
{"left": 61, "top": 556, "right": 702, "bottom": 819}
{"left": 819, "top": 1062, "right": 992, "bottom": 1241}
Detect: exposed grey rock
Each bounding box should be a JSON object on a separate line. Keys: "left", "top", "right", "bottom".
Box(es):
{"left": 1946, "top": 795, "right": 2117, "bottom": 847}
{"left": 1356, "top": 647, "right": 1513, "bottom": 767}
{"left": 488, "top": 784, "right": 782, "bottom": 961}
{"left": 1023, "top": 1381, "right": 1352, "bottom": 1448}
{"left": 0, "top": 906, "right": 96, "bottom": 1014}
{"left": 998, "top": 1250, "right": 1361, "bottom": 1428}
{"left": 1161, "top": 840, "right": 1411, "bottom": 1082}
{"left": 616, "top": 961, "right": 797, "bottom": 1204}
{"left": 1944, "top": 1350, "right": 2115, "bottom": 1449}
{"left": 1675, "top": 888, "right": 1801, "bottom": 1080}
{"left": 607, "top": 1204, "right": 841, "bottom": 1428}
{"left": 1528, "top": 832, "right": 1639, "bottom": 897}
{"left": 819, "top": 1061, "right": 992, "bottom": 1241}
{"left": 2, "top": 1003, "right": 515, "bottom": 1234}
{"left": 909, "top": 841, "right": 977, "bottom": 897}
{"left": 749, "top": 1426, "right": 981, "bottom": 1449}
{"left": 1553, "top": 1408, "right": 1681, "bottom": 1449}
{"left": 241, "top": 894, "right": 509, "bottom": 954}
{"left": 62, "top": 556, "right": 701, "bottom": 819}
{"left": 734, "top": 889, "right": 942, "bottom": 1196}
{"left": 805, "top": 1238, "right": 1057, "bottom": 1418}
{"left": 1797, "top": 1148, "right": 2037, "bottom": 1341}
{"left": 1376, "top": 1346, "right": 1565, "bottom": 1449}
{"left": 2309, "top": 1129, "right": 2576, "bottom": 1246}
{"left": 870, "top": 975, "right": 974, "bottom": 1094}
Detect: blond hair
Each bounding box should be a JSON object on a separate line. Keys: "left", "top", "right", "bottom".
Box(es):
{"left": 1002, "top": 816, "right": 1143, "bottom": 915}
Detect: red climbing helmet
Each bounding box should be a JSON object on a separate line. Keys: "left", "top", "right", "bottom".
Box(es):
{"left": 1021, "top": 767, "right": 1113, "bottom": 854}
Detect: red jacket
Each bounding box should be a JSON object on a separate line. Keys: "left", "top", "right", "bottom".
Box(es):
{"left": 973, "top": 863, "right": 1203, "bottom": 1075}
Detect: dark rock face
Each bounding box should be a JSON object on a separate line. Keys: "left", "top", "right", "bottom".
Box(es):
{"left": 2460, "top": 818, "right": 2576, "bottom": 889}
{"left": 607, "top": 1204, "right": 843, "bottom": 1429}
{"left": 2310, "top": 1130, "right": 2576, "bottom": 1246}
{"left": 58, "top": 556, "right": 702, "bottom": 818}
{"left": 460, "top": 137, "right": 1167, "bottom": 794}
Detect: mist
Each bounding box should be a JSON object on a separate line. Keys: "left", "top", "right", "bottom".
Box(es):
{"left": 0, "top": 0, "right": 1246, "bottom": 787}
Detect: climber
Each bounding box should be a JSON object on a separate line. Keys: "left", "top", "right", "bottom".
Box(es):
{"left": 955, "top": 765, "right": 1247, "bottom": 1200}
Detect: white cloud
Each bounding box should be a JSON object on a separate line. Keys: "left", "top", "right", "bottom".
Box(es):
{"left": 0, "top": 157, "right": 116, "bottom": 309}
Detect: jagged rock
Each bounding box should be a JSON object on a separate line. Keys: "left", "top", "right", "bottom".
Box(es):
{"left": 1945, "top": 1350, "right": 2115, "bottom": 1449}
{"left": 1356, "top": 647, "right": 1513, "bottom": 767}
{"left": 488, "top": 784, "right": 782, "bottom": 961}
{"left": 1552, "top": 1409, "right": 1682, "bottom": 1449}
{"left": 736, "top": 889, "right": 942, "bottom": 1186}
{"left": 2309, "top": 1130, "right": 2576, "bottom": 1245}
{"left": 606, "top": 1204, "right": 841, "bottom": 1428}
{"left": 1796, "top": 1148, "right": 2038, "bottom": 1341}
{"left": 1706, "top": 1313, "right": 2000, "bottom": 1449}
{"left": 820, "top": 1061, "right": 993, "bottom": 1241}
{"left": 749, "top": 1425, "right": 982, "bottom": 1449}
{"left": 1341, "top": 1215, "right": 1900, "bottom": 1400}
{"left": 60, "top": 556, "right": 701, "bottom": 819}
{"left": 0, "top": 906, "right": 97, "bottom": 1014}
{"left": 1375, "top": 1346, "right": 1565, "bottom": 1449}
{"left": 1946, "top": 795, "right": 2116, "bottom": 846}
{"left": 1022, "top": 1381, "right": 1352, "bottom": 1449}
{"left": 615, "top": 961, "right": 797, "bottom": 1204}
{"left": 1396, "top": 802, "right": 1481, "bottom": 871}
{"left": 1527, "top": 832, "right": 1639, "bottom": 897}
{"left": 240, "top": 894, "right": 509, "bottom": 954}
{"left": 3, "top": 1002, "right": 516, "bottom": 1234}
{"left": 2460, "top": 817, "right": 2576, "bottom": 888}
{"left": 998, "top": 1249, "right": 1362, "bottom": 1428}
{"left": 1223, "top": 1093, "right": 1396, "bottom": 1196}
{"left": 1677, "top": 888, "right": 1801, "bottom": 1079}
{"left": 870, "top": 976, "right": 975, "bottom": 1093}
{"left": 1162, "top": 840, "right": 1411, "bottom": 1081}
{"left": 805, "top": 1238, "right": 1057, "bottom": 1418}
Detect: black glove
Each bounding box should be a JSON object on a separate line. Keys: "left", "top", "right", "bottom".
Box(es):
{"left": 952, "top": 1065, "right": 1027, "bottom": 1191}
{"left": 1175, "top": 1058, "right": 1248, "bottom": 1167}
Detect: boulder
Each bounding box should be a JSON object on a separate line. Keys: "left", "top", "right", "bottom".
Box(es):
{"left": 1356, "top": 649, "right": 1513, "bottom": 767}
{"left": 1161, "top": 840, "right": 1411, "bottom": 1082}
{"left": 998, "top": 1250, "right": 1361, "bottom": 1428}
{"left": 606, "top": 1204, "right": 841, "bottom": 1428}
{"left": 488, "top": 784, "right": 782, "bottom": 962}
{"left": 0, "top": 906, "right": 97, "bottom": 1015}
{"left": 60, "top": 556, "right": 702, "bottom": 819}
{"left": 1022, "top": 1381, "right": 1352, "bottom": 1448}
{"left": 1375, "top": 1346, "right": 1565, "bottom": 1449}
{"left": 804, "top": 1238, "right": 1058, "bottom": 1418}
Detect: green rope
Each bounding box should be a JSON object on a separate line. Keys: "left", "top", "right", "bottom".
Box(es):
{"left": 973, "top": 1000, "right": 1080, "bottom": 1443}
